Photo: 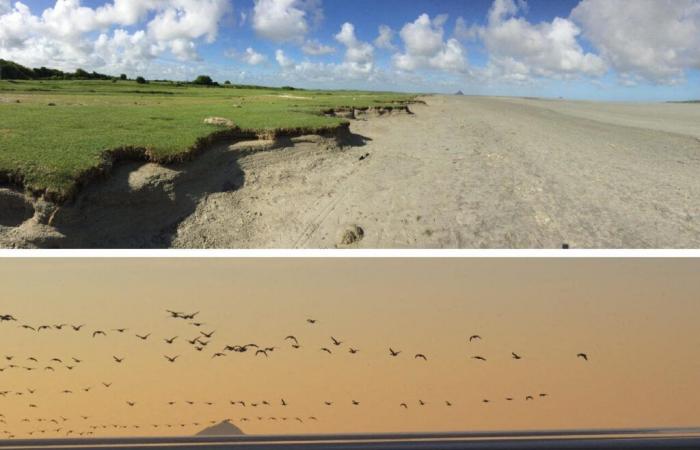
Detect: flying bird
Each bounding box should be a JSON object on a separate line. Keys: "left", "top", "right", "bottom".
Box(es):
{"left": 352, "top": 400, "right": 360, "bottom": 406}
{"left": 200, "top": 330, "right": 215, "bottom": 339}
{"left": 471, "top": 355, "right": 487, "bottom": 361}
{"left": 285, "top": 336, "right": 298, "bottom": 345}
{"left": 306, "top": 319, "right": 317, "bottom": 324}
{"left": 164, "top": 336, "right": 178, "bottom": 344}
{"left": 331, "top": 336, "right": 342, "bottom": 346}
{"left": 164, "top": 355, "right": 179, "bottom": 363}
{"left": 414, "top": 353, "right": 427, "bottom": 361}
{"left": 92, "top": 330, "right": 106, "bottom": 338}
{"left": 112, "top": 356, "right": 124, "bottom": 363}
{"left": 71, "top": 324, "right": 85, "bottom": 331}
{"left": 135, "top": 333, "right": 151, "bottom": 341}
{"left": 400, "top": 403, "right": 408, "bottom": 409}
{"left": 469, "top": 335, "right": 482, "bottom": 342}
{"left": 126, "top": 401, "right": 135, "bottom": 407}
{"left": 321, "top": 347, "right": 332, "bottom": 354}
{"left": 349, "top": 348, "right": 359, "bottom": 354}
{"left": 255, "top": 350, "right": 269, "bottom": 358}
{"left": 512, "top": 352, "right": 522, "bottom": 360}
{"left": 389, "top": 348, "right": 401, "bottom": 357}
{"left": 577, "top": 353, "right": 588, "bottom": 361}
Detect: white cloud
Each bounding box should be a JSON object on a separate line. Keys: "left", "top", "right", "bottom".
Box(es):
{"left": 0, "top": 0, "right": 231, "bottom": 74}
{"left": 476, "top": 0, "right": 606, "bottom": 81}
{"left": 0, "top": 0, "right": 11, "bottom": 14}
{"left": 242, "top": 47, "right": 267, "bottom": 65}
{"left": 302, "top": 39, "right": 335, "bottom": 55}
{"left": 571, "top": 0, "right": 700, "bottom": 85}
{"left": 374, "top": 24, "right": 396, "bottom": 50}
{"left": 334, "top": 22, "right": 375, "bottom": 76}
{"left": 453, "top": 16, "right": 478, "bottom": 41}
{"left": 275, "top": 49, "right": 295, "bottom": 69}
{"left": 392, "top": 13, "right": 468, "bottom": 72}
{"left": 252, "top": 0, "right": 321, "bottom": 44}
{"left": 274, "top": 22, "right": 376, "bottom": 81}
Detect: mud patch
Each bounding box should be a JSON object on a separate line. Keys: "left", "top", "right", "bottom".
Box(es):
{"left": 337, "top": 224, "right": 365, "bottom": 247}
{"left": 0, "top": 189, "right": 35, "bottom": 227}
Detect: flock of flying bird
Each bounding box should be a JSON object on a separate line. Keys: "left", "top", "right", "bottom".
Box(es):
{"left": 0, "top": 311, "right": 590, "bottom": 439}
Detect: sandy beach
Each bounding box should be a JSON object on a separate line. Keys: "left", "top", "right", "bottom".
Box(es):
{"left": 2, "top": 95, "right": 700, "bottom": 248}
{"left": 174, "top": 96, "right": 700, "bottom": 248}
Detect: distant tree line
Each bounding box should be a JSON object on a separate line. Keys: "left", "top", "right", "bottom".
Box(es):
{"left": 0, "top": 59, "right": 306, "bottom": 91}
{"left": 0, "top": 59, "right": 115, "bottom": 81}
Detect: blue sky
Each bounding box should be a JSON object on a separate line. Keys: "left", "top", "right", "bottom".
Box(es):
{"left": 1, "top": 0, "right": 699, "bottom": 100}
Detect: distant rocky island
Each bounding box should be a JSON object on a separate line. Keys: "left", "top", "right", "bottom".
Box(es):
{"left": 196, "top": 420, "right": 245, "bottom": 436}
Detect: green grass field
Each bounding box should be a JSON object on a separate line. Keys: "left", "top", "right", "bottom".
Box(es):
{"left": 0, "top": 80, "right": 415, "bottom": 200}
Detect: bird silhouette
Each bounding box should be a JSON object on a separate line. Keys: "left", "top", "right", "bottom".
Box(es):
{"left": 285, "top": 336, "right": 299, "bottom": 345}
{"left": 113, "top": 328, "right": 128, "bottom": 333}
{"left": 352, "top": 400, "right": 360, "bottom": 406}
{"left": 102, "top": 382, "right": 112, "bottom": 388}
{"left": 321, "top": 347, "right": 332, "bottom": 354}
{"left": 349, "top": 348, "right": 359, "bottom": 354}
{"left": 331, "top": 336, "right": 342, "bottom": 346}
{"left": 324, "top": 401, "right": 333, "bottom": 406}
{"left": 135, "top": 333, "right": 151, "bottom": 341}
{"left": 469, "top": 335, "right": 482, "bottom": 342}
{"left": 164, "top": 336, "right": 178, "bottom": 344}
{"left": 112, "top": 356, "right": 124, "bottom": 363}
{"left": 92, "top": 331, "right": 106, "bottom": 338}
{"left": 400, "top": 403, "right": 408, "bottom": 409}
{"left": 281, "top": 399, "right": 288, "bottom": 406}
{"left": 255, "top": 350, "right": 269, "bottom": 358}
{"left": 389, "top": 348, "right": 401, "bottom": 357}
{"left": 526, "top": 395, "right": 534, "bottom": 401}
{"left": 418, "top": 400, "right": 426, "bottom": 406}
{"left": 414, "top": 353, "right": 427, "bottom": 361}
{"left": 577, "top": 353, "right": 589, "bottom": 361}
{"left": 306, "top": 319, "right": 317, "bottom": 324}
{"left": 164, "top": 355, "right": 179, "bottom": 363}
{"left": 445, "top": 401, "right": 452, "bottom": 406}
{"left": 126, "top": 401, "right": 135, "bottom": 407}
{"left": 211, "top": 353, "right": 226, "bottom": 359}
{"left": 512, "top": 352, "right": 522, "bottom": 360}
{"left": 471, "top": 355, "right": 487, "bottom": 361}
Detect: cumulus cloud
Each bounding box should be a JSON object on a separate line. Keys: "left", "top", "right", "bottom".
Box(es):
{"left": 334, "top": 22, "right": 375, "bottom": 76}
{"left": 302, "top": 39, "right": 335, "bottom": 55}
{"left": 0, "top": 0, "right": 11, "bottom": 14}
{"left": 374, "top": 24, "right": 396, "bottom": 50}
{"left": 571, "top": 0, "right": 700, "bottom": 85}
{"left": 453, "top": 16, "right": 478, "bottom": 41}
{"left": 275, "top": 22, "right": 376, "bottom": 81}
{"left": 475, "top": 0, "right": 606, "bottom": 82}
{"left": 392, "top": 13, "right": 468, "bottom": 72}
{"left": 275, "top": 49, "right": 295, "bottom": 69}
{"left": 252, "top": 0, "right": 322, "bottom": 44}
{"left": 240, "top": 47, "right": 267, "bottom": 65}
{"left": 0, "top": 0, "right": 231, "bottom": 74}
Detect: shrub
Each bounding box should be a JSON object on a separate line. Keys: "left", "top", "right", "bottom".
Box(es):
{"left": 136, "top": 76, "right": 147, "bottom": 84}
{"left": 193, "top": 75, "right": 215, "bottom": 86}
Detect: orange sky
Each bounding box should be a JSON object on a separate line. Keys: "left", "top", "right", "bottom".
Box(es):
{"left": 0, "top": 258, "right": 699, "bottom": 439}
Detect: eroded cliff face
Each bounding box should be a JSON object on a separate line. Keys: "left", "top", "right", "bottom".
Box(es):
{"left": 0, "top": 129, "right": 360, "bottom": 248}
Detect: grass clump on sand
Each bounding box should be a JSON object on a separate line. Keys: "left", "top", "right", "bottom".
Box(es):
{"left": 0, "top": 79, "right": 415, "bottom": 201}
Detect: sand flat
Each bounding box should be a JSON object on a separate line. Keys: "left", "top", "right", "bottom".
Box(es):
{"left": 172, "top": 96, "right": 700, "bottom": 248}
